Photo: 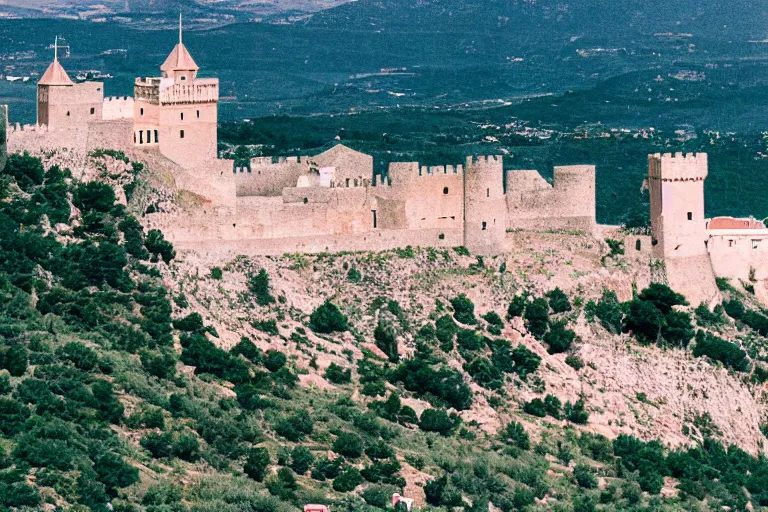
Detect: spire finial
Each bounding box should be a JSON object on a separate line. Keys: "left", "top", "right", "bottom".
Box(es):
{"left": 54, "top": 36, "right": 58, "bottom": 62}
{"left": 179, "top": 12, "right": 183, "bottom": 44}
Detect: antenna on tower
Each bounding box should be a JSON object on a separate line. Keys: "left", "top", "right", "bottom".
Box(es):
{"left": 54, "top": 36, "right": 58, "bottom": 61}
{"left": 179, "top": 11, "right": 183, "bottom": 44}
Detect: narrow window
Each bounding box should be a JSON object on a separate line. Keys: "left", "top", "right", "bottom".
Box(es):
{"left": 487, "top": 188, "right": 490, "bottom": 197}
{"left": 140, "top": 108, "right": 144, "bottom": 116}
{"left": 346, "top": 178, "right": 350, "bottom": 187}
{"left": 133, "top": 132, "right": 136, "bottom": 144}
{"left": 729, "top": 239, "right": 735, "bottom": 247}
{"left": 90, "top": 107, "right": 95, "bottom": 115}
{"left": 354, "top": 179, "right": 358, "bottom": 187}
{"left": 180, "top": 130, "right": 185, "bottom": 139}
{"left": 438, "top": 233, "right": 445, "bottom": 240}
{"left": 181, "top": 76, "right": 186, "bottom": 81}
{"left": 635, "top": 239, "right": 642, "bottom": 251}
{"left": 146, "top": 130, "right": 151, "bottom": 143}
{"left": 482, "top": 221, "right": 487, "bottom": 231}
{"left": 154, "top": 130, "right": 159, "bottom": 143}
{"left": 66, "top": 111, "right": 70, "bottom": 116}
{"left": 443, "top": 187, "right": 449, "bottom": 195}
{"left": 197, "top": 110, "right": 200, "bottom": 119}
{"left": 139, "top": 131, "right": 143, "bottom": 144}
{"left": 752, "top": 240, "right": 760, "bottom": 249}
{"left": 687, "top": 212, "right": 693, "bottom": 221}
{"left": 372, "top": 210, "right": 378, "bottom": 229}
{"left": 181, "top": 112, "right": 184, "bottom": 121}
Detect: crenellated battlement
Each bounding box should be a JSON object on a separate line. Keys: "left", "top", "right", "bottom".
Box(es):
{"left": 649, "top": 152, "right": 708, "bottom": 182}
{"left": 419, "top": 164, "right": 464, "bottom": 176}
{"left": 468, "top": 155, "right": 503, "bottom": 165}
{"left": 8, "top": 123, "right": 43, "bottom": 134}
{"left": 159, "top": 79, "right": 219, "bottom": 105}
{"left": 250, "top": 155, "right": 308, "bottom": 167}
{"left": 103, "top": 96, "right": 134, "bottom": 120}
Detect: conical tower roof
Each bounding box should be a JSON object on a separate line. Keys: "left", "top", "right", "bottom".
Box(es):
{"left": 160, "top": 42, "right": 199, "bottom": 74}
{"left": 38, "top": 38, "right": 74, "bottom": 86}
{"left": 160, "top": 14, "right": 199, "bottom": 74}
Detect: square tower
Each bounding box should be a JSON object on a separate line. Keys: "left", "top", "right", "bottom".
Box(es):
{"left": 133, "top": 18, "right": 218, "bottom": 168}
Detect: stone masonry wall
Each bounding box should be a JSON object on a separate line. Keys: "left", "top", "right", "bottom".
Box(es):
{"left": 235, "top": 157, "right": 310, "bottom": 197}
{"left": 506, "top": 165, "right": 596, "bottom": 231}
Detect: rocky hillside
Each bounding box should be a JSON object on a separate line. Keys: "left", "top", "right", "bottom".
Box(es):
{"left": 2, "top": 151, "right": 768, "bottom": 512}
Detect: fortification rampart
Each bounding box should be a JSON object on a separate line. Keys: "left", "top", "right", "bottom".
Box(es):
{"left": 375, "top": 160, "right": 465, "bottom": 231}
{"left": 235, "top": 156, "right": 310, "bottom": 197}
{"left": 649, "top": 152, "right": 708, "bottom": 182}
{"left": 102, "top": 96, "right": 134, "bottom": 120}
{"left": 506, "top": 165, "right": 596, "bottom": 231}
{"left": 464, "top": 155, "right": 507, "bottom": 254}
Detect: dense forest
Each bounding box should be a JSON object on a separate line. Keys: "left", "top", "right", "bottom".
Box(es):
{"left": 2, "top": 152, "right": 768, "bottom": 511}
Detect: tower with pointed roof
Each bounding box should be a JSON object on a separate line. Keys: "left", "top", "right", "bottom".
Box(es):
{"left": 37, "top": 37, "right": 104, "bottom": 129}
{"left": 133, "top": 15, "right": 219, "bottom": 167}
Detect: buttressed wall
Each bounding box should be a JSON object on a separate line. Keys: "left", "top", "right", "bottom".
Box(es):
{"left": 505, "top": 165, "right": 596, "bottom": 231}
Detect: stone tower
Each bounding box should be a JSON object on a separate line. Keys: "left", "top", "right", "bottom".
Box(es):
{"left": 133, "top": 15, "right": 219, "bottom": 168}
{"left": 463, "top": 155, "right": 507, "bottom": 254}
{"left": 648, "top": 152, "right": 719, "bottom": 306}
{"left": 37, "top": 37, "right": 103, "bottom": 130}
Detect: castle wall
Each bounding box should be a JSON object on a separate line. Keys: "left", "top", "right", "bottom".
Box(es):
{"left": 235, "top": 157, "right": 310, "bottom": 197}
{"left": 145, "top": 207, "right": 461, "bottom": 257}
{"left": 102, "top": 96, "right": 134, "bottom": 120}
{"left": 38, "top": 82, "right": 104, "bottom": 130}
{"left": 506, "top": 165, "right": 596, "bottom": 231}
{"left": 376, "top": 162, "right": 464, "bottom": 231}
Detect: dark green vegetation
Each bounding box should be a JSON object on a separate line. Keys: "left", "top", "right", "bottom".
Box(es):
{"left": 4, "top": 152, "right": 768, "bottom": 511}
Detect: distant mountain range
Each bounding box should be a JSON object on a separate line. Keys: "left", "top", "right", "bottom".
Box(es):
{"left": 308, "top": 0, "right": 768, "bottom": 40}
{"left": 3, "top": 0, "right": 767, "bottom": 39}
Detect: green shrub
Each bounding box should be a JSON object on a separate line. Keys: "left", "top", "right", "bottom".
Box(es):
{"left": 275, "top": 410, "right": 314, "bottom": 441}
{"left": 662, "top": 310, "right": 694, "bottom": 348}
{"left": 507, "top": 295, "right": 527, "bottom": 319}
{"left": 210, "top": 267, "right": 223, "bottom": 279}
{"left": 456, "top": 329, "right": 484, "bottom": 352}
{"left": 522, "top": 399, "right": 547, "bottom": 417}
{"left": 450, "top": 294, "right": 477, "bottom": 325}
{"left": 173, "top": 312, "right": 204, "bottom": 332}
{"left": 435, "top": 315, "right": 457, "bottom": 352}
{"left": 547, "top": 288, "right": 572, "bottom": 313}
{"left": 264, "top": 350, "right": 287, "bottom": 372}
{"left": 419, "top": 409, "right": 454, "bottom": 435}
{"left": 544, "top": 394, "right": 562, "bottom": 419}
{"left": 573, "top": 464, "right": 598, "bottom": 489}
{"left": 692, "top": 330, "right": 749, "bottom": 372}
{"left": 140, "top": 432, "right": 173, "bottom": 458}
{"left": 365, "top": 440, "right": 395, "bottom": 460}
{"left": 324, "top": 362, "right": 352, "bottom": 384}
{"left": 333, "top": 432, "right": 364, "bottom": 458}
{"left": 482, "top": 311, "right": 504, "bottom": 328}
{"left": 312, "top": 457, "right": 344, "bottom": 481}
{"left": 499, "top": 421, "right": 530, "bottom": 450}
{"left": 290, "top": 446, "right": 315, "bottom": 475}
{"left": 362, "top": 485, "right": 396, "bottom": 508}
{"left": 374, "top": 319, "right": 399, "bottom": 363}
{"left": 244, "top": 447, "right": 271, "bottom": 482}
{"left": 56, "top": 341, "right": 98, "bottom": 371}
{"left": 144, "top": 229, "right": 175, "bottom": 263}
{"left": 2, "top": 344, "right": 28, "bottom": 377}
{"left": 347, "top": 267, "right": 362, "bottom": 282}
{"left": 544, "top": 320, "right": 576, "bottom": 354}
{"left": 586, "top": 288, "right": 624, "bottom": 333}
{"left": 248, "top": 269, "right": 276, "bottom": 306}
{"left": 639, "top": 283, "right": 688, "bottom": 313}
{"left": 605, "top": 238, "right": 625, "bottom": 257}
{"left": 723, "top": 299, "right": 746, "bottom": 319}
{"left": 253, "top": 319, "right": 279, "bottom": 335}
{"left": 624, "top": 299, "right": 665, "bottom": 344}
{"left": 310, "top": 300, "right": 349, "bottom": 333}
{"left": 565, "top": 354, "right": 585, "bottom": 370}
{"left": 524, "top": 298, "right": 550, "bottom": 339}
{"left": 695, "top": 303, "right": 725, "bottom": 326}
{"left": 73, "top": 181, "right": 116, "bottom": 213}
{"left": 565, "top": 399, "right": 590, "bottom": 425}
{"left": 333, "top": 467, "right": 363, "bottom": 492}
{"left": 579, "top": 432, "right": 614, "bottom": 462}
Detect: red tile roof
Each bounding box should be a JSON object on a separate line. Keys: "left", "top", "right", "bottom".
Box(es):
{"left": 708, "top": 217, "right": 766, "bottom": 230}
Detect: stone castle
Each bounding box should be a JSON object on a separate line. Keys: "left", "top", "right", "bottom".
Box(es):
{"left": 0, "top": 26, "right": 765, "bottom": 306}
